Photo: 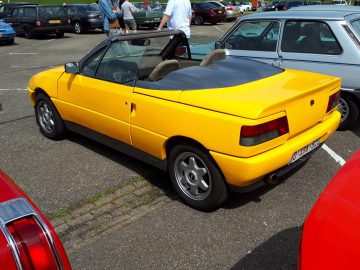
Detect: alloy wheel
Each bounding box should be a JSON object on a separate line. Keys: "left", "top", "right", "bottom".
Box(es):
{"left": 37, "top": 101, "right": 55, "bottom": 134}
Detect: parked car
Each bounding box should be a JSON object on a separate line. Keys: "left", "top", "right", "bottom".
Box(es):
{"left": 192, "top": 6, "right": 360, "bottom": 130}
{"left": 355, "top": 0, "right": 360, "bottom": 6}
{"left": 237, "top": 2, "right": 252, "bottom": 11}
{"left": 133, "top": 3, "right": 163, "bottom": 29}
{"left": 298, "top": 150, "right": 360, "bottom": 270}
{"left": 264, "top": 0, "right": 287, "bottom": 11}
{"left": 0, "top": 170, "right": 71, "bottom": 270}
{"left": 312, "top": 1, "right": 322, "bottom": 4}
{"left": 64, "top": 4, "right": 102, "bottom": 34}
{"left": 0, "top": 21, "right": 16, "bottom": 45}
{"left": 5, "top": 5, "right": 72, "bottom": 39}
{"left": 0, "top": 2, "right": 31, "bottom": 19}
{"left": 332, "top": 0, "right": 348, "bottom": 5}
{"left": 27, "top": 30, "right": 340, "bottom": 210}
{"left": 284, "top": 1, "right": 305, "bottom": 9}
{"left": 191, "top": 2, "right": 226, "bottom": 25}
{"left": 207, "top": 1, "right": 241, "bottom": 21}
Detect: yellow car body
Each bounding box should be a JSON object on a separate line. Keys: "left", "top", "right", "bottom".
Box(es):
{"left": 27, "top": 30, "right": 341, "bottom": 210}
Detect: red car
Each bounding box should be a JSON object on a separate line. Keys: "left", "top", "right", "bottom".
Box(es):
{"left": 299, "top": 150, "right": 360, "bottom": 269}
{"left": 0, "top": 170, "right": 71, "bottom": 270}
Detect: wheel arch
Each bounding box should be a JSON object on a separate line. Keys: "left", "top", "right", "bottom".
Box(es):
{"left": 29, "top": 88, "right": 50, "bottom": 107}
{"left": 165, "top": 136, "right": 208, "bottom": 158}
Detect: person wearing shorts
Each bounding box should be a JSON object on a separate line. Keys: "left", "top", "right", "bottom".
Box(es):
{"left": 121, "top": 0, "right": 137, "bottom": 33}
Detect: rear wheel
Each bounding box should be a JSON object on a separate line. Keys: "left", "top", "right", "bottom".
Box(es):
{"left": 168, "top": 143, "right": 228, "bottom": 211}
{"left": 56, "top": 31, "right": 64, "bottom": 38}
{"left": 74, "top": 21, "right": 83, "bottom": 34}
{"left": 338, "top": 94, "right": 359, "bottom": 130}
{"left": 35, "top": 93, "right": 66, "bottom": 140}
{"left": 194, "top": 16, "right": 204, "bottom": 25}
{"left": 23, "top": 25, "right": 33, "bottom": 39}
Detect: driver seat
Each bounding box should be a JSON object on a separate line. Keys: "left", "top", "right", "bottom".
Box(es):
{"left": 148, "top": 60, "right": 180, "bottom": 81}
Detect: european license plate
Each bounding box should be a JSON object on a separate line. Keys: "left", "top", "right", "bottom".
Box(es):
{"left": 154, "top": 18, "right": 160, "bottom": 21}
{"left": 0, "top": 34, "right": 2, "bottom": 38}
{"left": 218, "top": 10, "right": 223, "bottom": 13}
{"left": 49, "top": 20, "right": 61, "bottom": 24}
{"left": 289, "top": 139, "right": 320, "bottom": 164}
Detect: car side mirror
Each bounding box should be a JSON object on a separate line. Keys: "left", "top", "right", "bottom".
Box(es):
{"left": 215, "top": 41, "right": 222, "bottom": 49}
{"left": 64, "top": 62, "right": 79, "bottom": 74}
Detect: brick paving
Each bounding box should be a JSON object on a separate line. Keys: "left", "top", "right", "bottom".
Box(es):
{"left": 51, "top": 179, "right": 173, "bottom": 254}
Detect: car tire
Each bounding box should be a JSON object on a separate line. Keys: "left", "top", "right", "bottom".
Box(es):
{"left": 56, "top": 31, "right": 65, "bottom": 38}
{"left": 74, "top": 21, "right": 83, "bottom": 34}
{"left": 168, "top": 143, "right": 228, "bottom": 211}
{"left": 7, "top": 39, "right": 14, "bottom": 45}
{"left": 210, "top": 21, "right": 218, "bottom": 25}
{"left": 23, "top": 25, "right": 33, "bottom": 39}
{"left": 35, "top": 93, "right": 66, "bottom": 140}
{"left": 338, "top": 94, "right": 359, "bottom": 130}
{"left": 194, "top": 16, "right": 204, "bottom": 25}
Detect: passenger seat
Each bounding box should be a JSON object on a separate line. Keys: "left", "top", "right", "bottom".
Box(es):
{"left": 148, "top": 59, "right": 180, "bottom": 81}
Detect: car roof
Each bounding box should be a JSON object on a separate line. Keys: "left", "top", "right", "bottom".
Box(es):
{"left": 243, "top": 6, "right": 360, "bottom": 20}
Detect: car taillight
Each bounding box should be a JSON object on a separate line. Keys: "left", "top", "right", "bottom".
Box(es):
{"left": 35, "top": 19, "right": 41, "bottom": 27}
{"left": 210, "top": 8, "right": 215, "bottom": 15}
{"left": 327, "top": 91, "right": 340, "bottom": 113}
{"left": 226, "top": 7, "right": 234, "bottom": 10}
{"left": 240, "top": 116, "right": 289, "bottom": 146}
{"left": 7, "top": 216, "right": 59, "bottom": 270}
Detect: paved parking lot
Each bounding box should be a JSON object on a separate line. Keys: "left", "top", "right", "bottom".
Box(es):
{"left": 1, "top": 23, "right": 360, "bottom": 269}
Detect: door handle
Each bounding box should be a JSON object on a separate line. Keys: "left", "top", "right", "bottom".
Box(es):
{"left": 130, "top": 103, "right": 136, "bottom": 117}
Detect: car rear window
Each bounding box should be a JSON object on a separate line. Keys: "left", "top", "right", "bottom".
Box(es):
{"left": 88, "top": 4, "right": 99, "bottom": 11}
{"left": 352, "top": 19, "right": 360, "bottom": 36}
{"left": 199, "top": 2, "right": 217, "bottom": 8}
{"left": 39, "top": 6, "right": 65, "bottom": 17}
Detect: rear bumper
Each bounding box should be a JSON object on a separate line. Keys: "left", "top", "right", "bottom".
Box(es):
{"left": 211, "top": 111, "right": 340, "bottom": 187}
{"left": 32, "top": 25, "right": 72, "bottom": 34}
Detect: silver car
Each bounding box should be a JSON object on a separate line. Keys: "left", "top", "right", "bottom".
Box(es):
{"left": 207, "top": 1, "right": 242, "bottom": 21}
{"left": 211, "top": 6, "right": 360, "bottom": 130}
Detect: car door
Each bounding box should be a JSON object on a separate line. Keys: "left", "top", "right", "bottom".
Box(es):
{"left": 7, "top": 8, "right": 19, "bottom": 32}
{"left": 221, "top": 20, "right": 281, "bottom": 65}
{"left": 277, "top": 20, "right": 357, "bottom": 89}
{"left": 57, "top": 40, "right": 144, "bottom": 145}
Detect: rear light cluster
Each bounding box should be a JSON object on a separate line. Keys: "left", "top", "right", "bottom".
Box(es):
{"left": 0, "top": 198, "right": 62, "bottom": 270}
{"left": 35, "top": 19, "right": 42, "bottom": 27}
{"left": 327, "top": 91, "right": 340, "bottom": 113}
{"left": 209, "top": 8, "right": 215, "bottom": 15}
{"left": 240, "top": 116, "right": 289, "bottom": 146}
{"left": 7, "top": 217, "right": 59, "bottom": 270}
{"left": 226, "top": 7, "right": 234, "bottom": 10}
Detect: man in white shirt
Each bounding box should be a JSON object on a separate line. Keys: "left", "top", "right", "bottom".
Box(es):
{"left": 157, "top": 0, "right": 192, "bottom": 39}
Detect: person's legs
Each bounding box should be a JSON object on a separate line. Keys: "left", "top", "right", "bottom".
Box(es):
{"left": 130, "top": 19, "right": 137, "bottom": 33}
{"left": 124, "top": 19, "right": 130, "bottom": 33}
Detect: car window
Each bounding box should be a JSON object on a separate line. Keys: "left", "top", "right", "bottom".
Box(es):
{"left": 24, "top": 7, "right": 36, "bottom": 18}
{"left": 12, "top": 8, "right": 18, "bottom": 17}
{"left": 66, "top": 6, "right": 77, "bottom": 14}
{"left": 352, "top": 19, "right": 360, "bottom": 36}
{"left": 81, "top": 46, "right": 107, "bottom": 77}
{"left": 18, "top": 8, "right": 24, "bottom": 17}
{"left": 88, "top": 4, "right": 99, "bottom": 11}
{"left": 281, "top": 21, "right": 342, "bottom": 55}
{"left": 39, "top": 6, "right": 66, "bottom": 17}
{"left": 95, "top": 41, "right": 144, "bottom": 84}
{"left": 224, "top": 21, "right": 280, "bottom": 51}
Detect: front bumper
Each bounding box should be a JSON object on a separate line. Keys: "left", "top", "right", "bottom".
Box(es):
{"left": 211, "top": 111, "right": 340, "bottom": 187}
{"left": 0, "top": 32, "right": 16, "bottom": 41}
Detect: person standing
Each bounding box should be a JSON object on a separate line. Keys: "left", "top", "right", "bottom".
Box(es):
{"left": 98, "top": 0, "right": 119, "bottom": 36}
{"left": 157, "top": 0, "right": 192, "bottom": 39}
{"left": 121, "top": 0, "right": 137, "bottom": 33}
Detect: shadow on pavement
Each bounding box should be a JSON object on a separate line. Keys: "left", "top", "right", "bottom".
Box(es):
{"left": 230, "top": 226, "right": 302, "bottom": 270}
{"left": 66, "top": 132, "right": 173, "bottom": 193}
{"left": 351, "top": 119, "right": 360, "bottom": 137}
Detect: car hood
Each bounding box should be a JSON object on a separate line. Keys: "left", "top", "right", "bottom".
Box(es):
{"left": 0, "top": 21, "right": 13, "bottom": 30}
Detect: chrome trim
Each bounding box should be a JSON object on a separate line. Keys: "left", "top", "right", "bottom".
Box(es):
{"left": 0, "top": 198, "right": 64, "bottom": 270}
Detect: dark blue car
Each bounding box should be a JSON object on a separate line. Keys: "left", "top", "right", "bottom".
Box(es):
{"left": 0, "top": 21, "right": 16, "bottom": 45}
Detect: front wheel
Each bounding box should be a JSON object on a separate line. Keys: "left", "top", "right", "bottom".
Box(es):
{"left": 35, "top": 93, "right": 66, "bottom": 140}
{"left": 74, "top": 22, "right": 83, "bottom": 34}
{"left": 168, "top": 144, "right": 228, "bottom": 211}
{"left": 24, "top": 25, "right": 33, "bottom": 39}
{"left": 338, "top": 95, "right": 359, "bottom": 130}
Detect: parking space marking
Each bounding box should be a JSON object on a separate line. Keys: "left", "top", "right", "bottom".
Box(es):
{"left": 9, "top": 53, "right": 38, "bottom": 55}
{"left": 213, "top": 26, "right": 225, "bottom": 33}
{"left": 322, "top": 144, "right": 346, "bottom": 166}
{"left": 0, "top": 88, "right": 27, "bottom": 91}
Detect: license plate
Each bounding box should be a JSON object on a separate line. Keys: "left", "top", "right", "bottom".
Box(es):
{"left": 0, "top": 34, "right": 2, "bottom": 38}
{"left": 289, "top": 139, "right": 320, "bottom": 164}
{"left": 49, "top": 20, "right": 61, "bottom": 24}
{"left": 154, "top": 18, "right": 160, "bottom": 21}
{"left": 218, "top": 10, "right": 223, "bottom": 13}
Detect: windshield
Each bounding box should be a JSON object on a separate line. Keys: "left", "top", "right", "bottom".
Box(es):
{"left": 333, "top": 0, "right": 341, "bottom": 3}
{"left": 352, "top": 19, "right": 360, "bottom": 36}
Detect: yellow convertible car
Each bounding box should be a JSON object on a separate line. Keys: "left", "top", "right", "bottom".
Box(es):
{"left": 28, "top": 30, "right": 341, "bottom": 211}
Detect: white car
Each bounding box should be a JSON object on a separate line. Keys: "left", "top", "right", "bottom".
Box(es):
{"left": 333, "top": 0, "right": 348, "bottom": 5}
{"left": 237, "top": 1, "right": 252, "bottom": 11}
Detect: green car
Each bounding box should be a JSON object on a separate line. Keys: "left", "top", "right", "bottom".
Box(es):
{"left": 133, "top": 3, "right": 163, "bottom": 29}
